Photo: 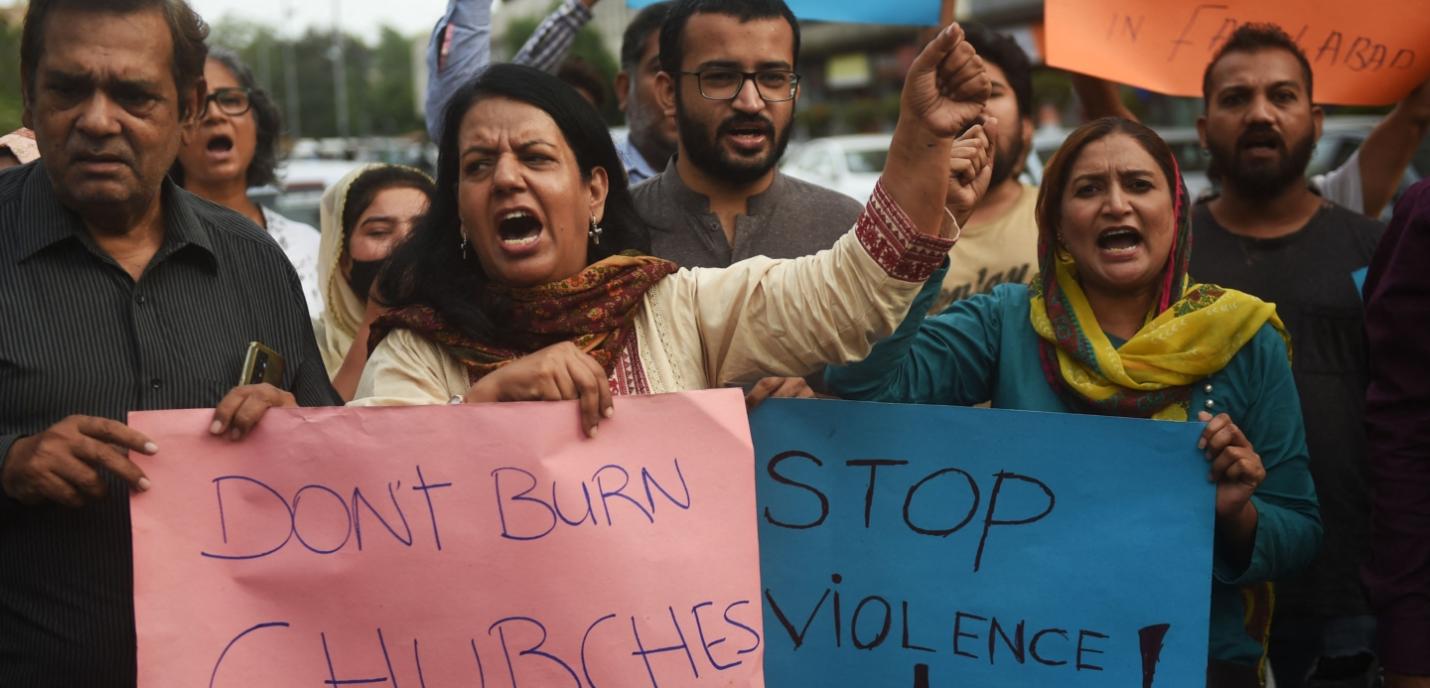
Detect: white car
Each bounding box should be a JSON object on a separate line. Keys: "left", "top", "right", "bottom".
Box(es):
{"left": 784, "top": 124, "right": 1239, "bottom": 205}
{"left": 780, "top": 134, "right": 891, "bottom": 203}
{"left": 1310, "top": 115, "right": 1429, "bottom": 219}
{"left": 257, "top": 159, "right": 371, "bottom": 228}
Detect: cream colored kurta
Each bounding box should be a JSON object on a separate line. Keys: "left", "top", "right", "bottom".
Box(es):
{"left": 351, "top": 184, "right": 955, "bottom": 404}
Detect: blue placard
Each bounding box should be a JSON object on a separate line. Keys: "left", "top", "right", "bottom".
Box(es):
{"left": 750, "top": 399, "right": 1213, "bottom": 687}
{"left": 627, "top": 0, "right": 940, "bottom": 26}
{"left": 1352, "top": 267, "right": 1369, "bottom": 296}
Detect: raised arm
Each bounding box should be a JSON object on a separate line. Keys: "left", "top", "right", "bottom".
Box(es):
{"left": 824, "top": 281, "right": 1005, "bottom": 405}
{"left": 1352, "top": 79, "right": 1430, "bottom": 218}
{"left": 662, "top": 183, "right": 957, "bottom": 388}
{"left": 425, "top": 0, "right": 494, "bottom": 140}
{"left": 882, "top": 23, "right": 992, "bottom": 236}
{"left": 512, "top": 0, "right": 598, "bottom": 74}
{"left": 658, "top": 24, "right": 991, "bottom": 387}
{"left": 1070, "top": 73, "right": 1138, "bottom": 123}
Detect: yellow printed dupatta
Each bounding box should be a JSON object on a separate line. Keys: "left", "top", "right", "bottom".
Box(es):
{"left": 1027, "top": 155, "right": 1289, "bottom": 421}
{"left": 1029, "top": 258, "right": 1288, "bottom": 420}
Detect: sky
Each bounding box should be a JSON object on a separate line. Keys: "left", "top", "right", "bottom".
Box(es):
{"left": 189, "top": 0, "right": 458, "bottom": 41}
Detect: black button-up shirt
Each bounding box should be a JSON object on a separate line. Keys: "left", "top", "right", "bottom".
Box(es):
{"left": 0, "top": 163, "right": 340, "bottom": 687}
{"left": 1191, "top": 200, "right": 1384, "bottom": 620}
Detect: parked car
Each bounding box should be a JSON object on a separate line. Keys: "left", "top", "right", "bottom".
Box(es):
{"left": 1309, "top": 115, "right": 1429, "bottom": 219}
{"left": 255, "top": 159, "right": 369, "bottom": 229}
{"left": 782, "top": 127, "right": 1208, "bottom": 204}
{"left": 1029, "top": 125, "right": 1212, "bottom": 200}
{"left": 783, "top": 116, "right": 1425, "bottom": 213}
{"left": 780, "top": 134, "right": 891, "bottom": 203}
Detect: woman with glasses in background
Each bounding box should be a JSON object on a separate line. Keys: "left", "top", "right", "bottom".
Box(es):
{"left": 173, "top": 49, "right": 324, "bottom": 317}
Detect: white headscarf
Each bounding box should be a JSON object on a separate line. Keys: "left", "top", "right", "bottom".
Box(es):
{"left": 315, "top": 163, "right": 428, "bottom": 377}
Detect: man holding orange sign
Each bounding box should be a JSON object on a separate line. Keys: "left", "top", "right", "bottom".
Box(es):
{"left": 1054, "top": 0, "right": 1430, "bottom": 220}
{"left": 1046, "top": 0, "right": 1429, "bottom": 106}
{"left": 1191, "top": 25, "right": 1383, "bottom": 688}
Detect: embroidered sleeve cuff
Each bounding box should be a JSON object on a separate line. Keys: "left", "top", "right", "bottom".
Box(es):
{"left": 854, "top": 180, "right": 958, "bottom": 283}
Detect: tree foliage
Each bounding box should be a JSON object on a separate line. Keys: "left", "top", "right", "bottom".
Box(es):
{"left": 499, "top": 5, "right": 621, "bottom": 124}
{"left": 209, "top": 16, "right": 424, "bottom": 140}
{"left": 1, "top": 14, "right": 24, "bottom": 132}
{"left": 0, "top": 3, "right": 626, "bottom": 137}
{"left": 0, "top": 10, "right": 425, "bottom": 139}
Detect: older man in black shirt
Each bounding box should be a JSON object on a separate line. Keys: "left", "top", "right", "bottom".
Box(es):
{"left": 0, "top": 0, "right": 339, "bottom": 685}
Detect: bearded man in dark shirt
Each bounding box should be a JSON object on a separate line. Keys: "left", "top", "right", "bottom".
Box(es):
{"left": 0, "top": 1, "right": 340, "bottom": 685}
{"left": 1189, "top": 23, "right": 1384, "bottom": 687}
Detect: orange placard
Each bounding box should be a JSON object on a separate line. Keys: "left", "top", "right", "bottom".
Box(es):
{"left": 1045, "top": 0, "right": 1430, "bottom": 106}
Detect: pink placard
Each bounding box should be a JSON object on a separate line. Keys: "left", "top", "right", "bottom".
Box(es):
{"left": 129, "top": 389, "right": 764, "bottom": 688}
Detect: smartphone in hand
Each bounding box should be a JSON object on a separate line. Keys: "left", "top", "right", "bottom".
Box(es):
{"left": 238, "top": 341, "right": 285, "bottom": 387}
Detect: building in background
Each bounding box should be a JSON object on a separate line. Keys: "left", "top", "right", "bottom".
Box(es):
{"left": 794, "top": 0, "right": 1042, "bottom": 136}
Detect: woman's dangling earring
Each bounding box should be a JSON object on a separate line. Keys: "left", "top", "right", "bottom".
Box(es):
{"left": 459, "top": 229, "right": 470, "bottom": 259}
{"left": 1054, "top": 230, "right": 1072, "bottom": 260}
{"left": 588, "top": 216, "right": 603, "bottom": 245}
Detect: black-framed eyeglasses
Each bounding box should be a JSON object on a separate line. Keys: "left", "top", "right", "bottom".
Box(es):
{"left": 681, "top": 69, "right": 800, "bottom": 102}
{"left": 205, "top": 87, "right": 252, "bottom": 117}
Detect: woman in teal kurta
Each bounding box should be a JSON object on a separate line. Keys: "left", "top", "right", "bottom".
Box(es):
{"left": 827, "top": 119, "right": 1319, "bottom": 684}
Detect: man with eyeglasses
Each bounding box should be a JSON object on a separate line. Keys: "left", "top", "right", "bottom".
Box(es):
{"left": 632, "top": 0, "right": 863, "bottom": 270}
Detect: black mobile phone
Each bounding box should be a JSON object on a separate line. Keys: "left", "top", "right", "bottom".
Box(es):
{"left": 239, "top": 341, "right": 286, "bottom": 387}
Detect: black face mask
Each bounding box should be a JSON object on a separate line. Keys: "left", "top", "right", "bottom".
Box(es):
{"left": 347, "top": 258, "right": 384, "bottom": 300}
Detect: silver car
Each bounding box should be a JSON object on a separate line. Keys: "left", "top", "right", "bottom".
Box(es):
{"left": 780, "top": 134, "right": 892, "bottom": 203}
